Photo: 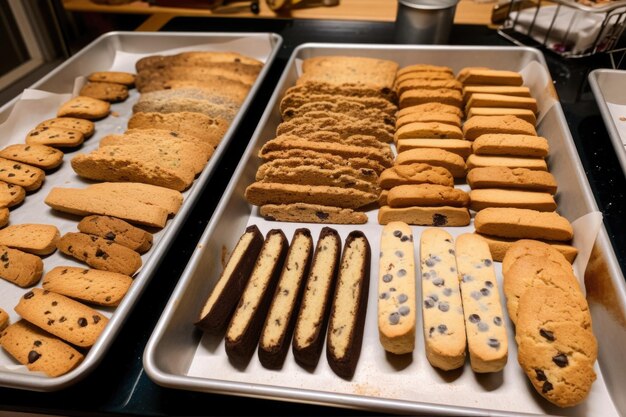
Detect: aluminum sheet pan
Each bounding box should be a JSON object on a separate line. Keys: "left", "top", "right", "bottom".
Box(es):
{"left": 144, "top": 44, "right": 626, "bottom": 416}
{"left": 0, "top": 31, "right": 282, "bottom": 391}
{"left": 588, "top": 69, "right": 626, "bottom": 178}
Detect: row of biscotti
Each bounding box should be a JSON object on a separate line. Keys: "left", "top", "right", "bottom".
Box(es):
{"left": 68, "top": 52, "right": 262, "bottom": 192}
{"left": 246, "top": 56, "right": 401, "bottom": 224}
{"left": 502, "top": 240, "right": 597, "bottom": 408}
{"left": 379, "top": 223, "right": 509, "bottom": 373}
{"left": 0, "top": 214, "right": 157, "bottom": 376}
{"left": 195, "top": 225, "right": 371, "bottom": 379}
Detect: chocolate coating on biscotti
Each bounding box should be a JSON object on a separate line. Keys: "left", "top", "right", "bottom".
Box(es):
{"left": 258, "top": 229, "right": 313, "bottom": 369}
{"left": 225, "top": 230, "right": 288, "bottom": 362}
{"left": 293, "top": 228, "right": 341, "bottom": 368}
{"left": 195, "top": 225, "right": 263, "bottom": 334}
{"left": 326, "top": 231, "right": 370, "bottom": 379}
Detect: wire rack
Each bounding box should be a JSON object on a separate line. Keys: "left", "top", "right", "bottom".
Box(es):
{"left": 498, "top": 0, "right": 626, "bottom": 66}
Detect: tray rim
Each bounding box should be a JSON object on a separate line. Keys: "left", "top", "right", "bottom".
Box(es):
{"left": 588, "top": 68, "right": 626, "bottom": 179}
{"left": 143, "top": 42, "right": 626, "bottom": 416}
{"left": 0, "top": 30, "right": 283, "bottom": 392}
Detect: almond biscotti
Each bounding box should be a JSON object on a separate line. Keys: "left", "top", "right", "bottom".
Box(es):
{"left": 395, "top": 148, "right": 466, "bottom": 178}
{"left": 396, "top": 79, "right": 462, "bottom": 97}
{"left": 394, "top": 121, "right": 463, "bottom": 141}
{"left": 378, "top": 164, "right": 454, "bottom": 189}
{"left": 132, "top": 97, "right": 237, "bottom": 122}
{"left": 396, "top": 139, "right": 472, "bottom": 159}
{"left": 299, "top": 56, "right": 398, "bottom": 90}
{"left": 469, "top": 189, "right": 557, "bottom": 212}
{"left": 396, "top": 102, "right": 463, "bottom": 119}
{"left": 257, "top": 157, "right": 378, "bottom": 185}
{"left": 466, "top": 93, "right": 538, "bottom": 114}
{"left": 136, "top": 51, "right": 262, "bottom": 72}
{"left": 472, "top": 134, "right": 548, "bottom": 158}
{"left": 259, "top": 149, "right": 386, "bottom": 175}
{"left": 463, "top": 115, "right": 537, "bottom": 140}
{"left": 466, "top": 107, "right": 536, "bottom": 125}
{"left": 474, "top": 207, "right": 574, "bottom": 241}
{"left": 399, "top": 89, "right": 463, "bottom": 109}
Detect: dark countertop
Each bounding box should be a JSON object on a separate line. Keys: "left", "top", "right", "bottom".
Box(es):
{"left": 0, "top": 17, "right": 624, "bottom": 416}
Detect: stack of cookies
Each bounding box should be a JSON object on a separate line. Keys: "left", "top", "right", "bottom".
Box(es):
{"left": 379, "top": 64, "right": 470, "bottom": 227}
{"left": 246, "top": 56, "right": 399, "bottom": 224}
{"left": 196, "top": 225, "right": 371, "bottom": 379}
{"left": 502, "top": 240, "right": 597, "bottom": 407}
{"left": 69, "top": 51, "right": 262, "bottom": 192}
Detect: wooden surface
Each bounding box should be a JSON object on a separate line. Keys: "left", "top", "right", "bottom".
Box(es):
{"left": 63, "top": 0, "right": 497, "bottom": 30}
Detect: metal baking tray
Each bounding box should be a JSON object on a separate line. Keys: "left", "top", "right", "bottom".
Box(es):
{"left": 588, "top": 69, "right": 626, "bottom": 177}
{"left": 144, "top": 44, "right": 626, "bottom": 416}
{"left": 0, "top": 31, "right": 282, "bottom": 391}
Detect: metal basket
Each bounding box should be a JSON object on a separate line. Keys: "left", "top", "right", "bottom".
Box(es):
{"left": 498, "top": 0, "right": 626, "bottom": 65}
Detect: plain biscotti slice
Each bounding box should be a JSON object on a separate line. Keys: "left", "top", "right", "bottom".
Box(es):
{"left": 127, "top": 112, "right": 229, "bottom": 149}
{"left": 14, "top": 288, "right": 108, "bottom": 347}
{"left": 466, "top": 154, "right": 547, "bottom": 171}
{"left": 326, "top": 231, "right": 370, "bottom": 379}
{"left": 420, "top": 228, "right": 466, "bottom": 370}
{"left": 467, "top": 167, "right": 557, "bottom": 194}
{"left": 455, "top": 233, "right": 508, "bottom": 373}
{"left": 299, "top": 56, "right": 398, "bottom": 90}
{"left": 466, "top": 107, "right": 536, "bottom": 125}
{"left": 195, "top": 225, "right": 264, "bottom": 334}
{"left": 394, "top": 121, "right": 463, "bottom": 141}
{"left": 472, "top": 134, "right": 549, "bottom": 158}
{"left": 0, "top": 320, "right": 84, "bottom": 377}
{"left": 56, "top": 232, "right": 142, "bottom": 276}
{"left": 395, "top": 148, "right": 466, "bottom": 178}
{"left": 378, "top": 164, "right": 454, "bottom": 189}
{"left": 86, "top": 182, "right": 182, "bottom": 216}
{"left": 285, "top": 82, "right": 397, "bottom": 104}
{"left": 0, "top": 224, "right": 59, "bottom": 255}
{"left": 378, "top": 222, "right": 416, "bottom": 355}
{"left": 77, "top": 215, "right": 152, "bottom": 254}
{"left": 132, "top": 97, "right": 237, "bottom": 122}
{"left": 463, "top": 115, "right": 537, "bottom": 140}
{"left": 387, "top": 184, "right": 469, "bottom": 208}
{"left": 474, "top": 208, "right": 574, "bottom": 241}
{"left": 279, "top": 92, "right": 397, "bottom": 117}
{"left": 396, "top": 139, "right": 472, "bottom": 159}
{"left": 245, "top": 182, "right": 378, "bottom": 209}
{"left": 468, "top": 189, "right": 557, "bottom": 212}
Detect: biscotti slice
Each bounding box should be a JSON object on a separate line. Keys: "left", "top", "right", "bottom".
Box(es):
{"left": 25, "top": 126, "right": 84, "bottom": 148}
{"left": 135, "top": 88, "right": 240, "bottom": 112}
{"left": 79, "top": 81, "right": 128, "bottom": 102}
{"left": 469, "top": 188, "right": 557, "bottom": 212}
{"left": 56, "top": 232, "right": 142, "bottom": 276}
{"left": 420, "top": 228, "right": 467, "bottom": 370}
{"left": 45, "top": 187, "right": 169, "bottom": 228}
{"left": 395, "top": 148, "right": 466, "bottom": 178}
{"left": 278, "top": 112, "right": 393, "bottom": 135}
{"left": 292, "top": 228, "right": 341, "bottom": 367}
{"left": 132, "top": 97, "right": 236, "bottom": 122}
{"left": 396, "top": 102, "right": 463, "bottom": 119}
{"left": 466, "top": 155, "right": 547, "bottom": 171}
{"left": 378, "top": 222, "right": 416, "bottom": 354}
{"left": 466, "top": 93, "right": 538, "bottom": 114}
{"left": 515, "top": 287, "right": 596, "bottom": 407}
{"left": 281, "top": 101, "right": 394, "bottom": 126}
{"left": 0, "top": 224, "right": 59, "bottom": 255}
{"left": 503, "top": 255, "right": 579, "bottom": 324}
{"left": 127, "top": 112, "right": 229, "bottom": 149}
{"left": 396, "top": 79, "right": 462, "bottom": 97}
{"left": 0, "top": 158, "right": 45, "bottom": 191}
{"left": 472, "top": 134, "right": 548, "bottom": 158}
{"left": 396, "top": 139, "right": 472, "bottom": 159}
{"left": 42, "top": 266, "right": 133, "bottom": 307}
{"left": 0, "top": 182, "right": 25, "bottom": 208}
{"left": 455, "top": 233, "right": 508, "bottom": 373}
{"left": 326, "top": 231, "right": 370, "bottom": 379}
{"left": 466, "top": 107, "right": 537, "bottom": 125}
{"left": 260, "top": 149, "right": 386, "bottom": 175}
{"left": 276, "top": 118, "right": 393, "bottom": 144}
{"left": 259, "top": 229, "right": 313, "bottom": 369}
{"left": 71, "top": 150, "right": 195, "bottom": 192}
{"left": 37, "top": 117, "right": 95, "bottom": 138}
{"left": 0, "top": 308, "right": 7, "bottom": 331}
{"left": 399, "top": 89, "right": 463, "bottom": 109}
{"left": 257, "top": 158, "right": 378, "bottom": 185}
{"left": 77, "top": 215, "right": 152, "bottom": 254}
{"left": 463, "top": 115, "right": 537, "bottom": 140}
{"left": 378, "top": 205, "right": 470, "bottom": 227}
{"left": 474, "top": 207, "right": 574, "bottom": 241}
{"left": 475, "top": 233, "right": 578, "bottom": 263}
{"left": 0, "top": 245, "right": 43, "bottom": 287}
{"left": 396, "top": 112, "right": 461, "bottom": 129}
{"left": 387, "top": 184, "right": 469, "bottom": 208}
{"left": 225, "top": 230, "right": 288, "bottom": 362}
{"left": 0, "top": 320, "right": 83, "bottom": 377}
{"left": 57, "top": 96, "right": 110, "bottom": 120}
{"left": 458, "top": 68, "right": 523, "bottom": 86}
{"left": 245, "top": 182, "right": 378, "bottom": 209}
{"left": 467, "top": 167, "right": 557, "bottom": 194}
{"left": 395, "top": 71, "right": 455, "bottom": 85}
{"left": 379, "top": 164, "right": 454, "bottom": 189}
{"left": 395, "top": 121, "right": 463, "bottom": 141}
{"left": 462, "top": 86, "right": 531, "bottom": 103}
{"left": 136, "top": 52, "right": 261, "bottom": 71}
{"left": 15, "top": 288, "right": 108, "bottom": 347}
{"left": 0, "top": 144, "right": 63, "bottom": 170}
{"left": 285, "top": 82, "right": 396, "bottom": 103}
{"left": 259, "top": 203, "right": 367, "bottom": 225}
{"left": 137, "top": 65, "right": 256, "bottom": 87}
{"left": 279, "top": 92, "right": 397, "bottom": 117}
{"left": 397, "top": 64, "right": 453, "bottom": 77}
{"left": 195, "top": 225, "right": 263, "bottom": 334}
{"left": 300, "top": 56, "right": 398, "bottom": 90}
{"left": 86, "top": 182, "right": 182, "bottom": 215}
{"left": 502, "top": 239, "right": 573, "bottom": 274}
{"left": 87, "top": 71, "right": 135, "bottom": 86}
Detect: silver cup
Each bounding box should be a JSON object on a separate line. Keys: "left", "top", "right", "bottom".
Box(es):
{"left": 394, "top": 0, "right": 460, "bottom": 44}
